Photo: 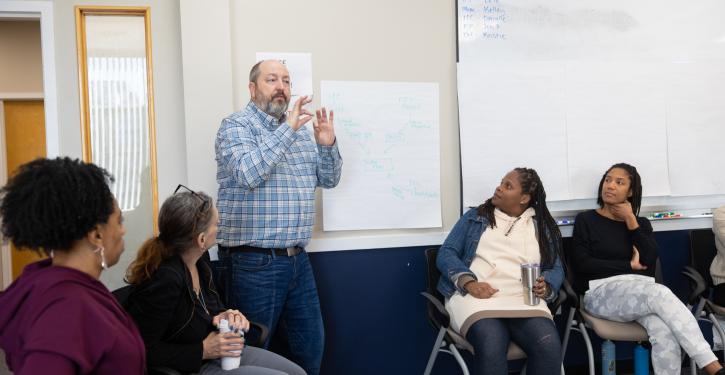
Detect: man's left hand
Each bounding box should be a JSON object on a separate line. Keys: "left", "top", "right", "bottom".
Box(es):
{"left": 314, "top": 108, "right": 336, "bottom": 146}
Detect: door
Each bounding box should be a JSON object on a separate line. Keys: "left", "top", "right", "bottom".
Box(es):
{"left": 3, "top": 100, "right": 47, "bottom": 279}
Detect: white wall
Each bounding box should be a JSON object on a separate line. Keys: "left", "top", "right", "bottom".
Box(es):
{"left": 178, "top": 0, "right": 233, "bottom": 199}
{"left": 179, "top": 0, "right": 460, "bottom": 251}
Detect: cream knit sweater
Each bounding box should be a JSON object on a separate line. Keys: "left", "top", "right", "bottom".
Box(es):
{"left": 445, "top": 207, "right": 551, "bottom": 338}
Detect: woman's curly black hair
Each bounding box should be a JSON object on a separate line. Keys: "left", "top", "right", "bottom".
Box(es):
{"left": 0, "top": 157, "right": 115, "bottom": 254}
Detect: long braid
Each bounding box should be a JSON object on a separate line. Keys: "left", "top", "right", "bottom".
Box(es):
{"left": 476, "top": 198, "right": 496, "bottom": 228}
{"left": 513, "top": 168, "right": 562, "bottom": 266}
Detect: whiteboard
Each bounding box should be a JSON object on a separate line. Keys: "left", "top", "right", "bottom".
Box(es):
{"left": 458, "top": 0, "right": 725, "bottom": 212}
{"left": 321, "top": 81, "right": 441, "bottom": 231}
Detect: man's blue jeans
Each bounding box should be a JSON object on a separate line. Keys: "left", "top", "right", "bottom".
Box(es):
{"left": 466, "top": 317, "right": 561, "bottom": 375}
{"left": 216, "top": 248, "right": 324, "bottom": 375}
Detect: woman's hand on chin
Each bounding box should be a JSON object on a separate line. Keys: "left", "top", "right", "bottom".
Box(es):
{"left": 609, "top": 201, "right": 634, "bottom": 221}
{"left": 610, "top": 202, "right": 640, "bottom": 229}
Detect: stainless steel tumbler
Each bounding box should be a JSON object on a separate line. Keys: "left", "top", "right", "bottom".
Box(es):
{"left": 520, "top": 263, "right": 541, "bottom": 305}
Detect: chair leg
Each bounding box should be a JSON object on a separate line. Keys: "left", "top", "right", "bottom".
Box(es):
{"left": 709, "top": 312, "right": 725, "bottom": 348}
{"left": 424, "top": 327, "right": 447, "bottom": 375}
{"left": 694, "top": 299, "right": 707, "bottom": 318}
{"left": 560, "top": 363, "right": 566, "bottom": 375}
{"left": 561, "top": 307, "right": 576, "bottom": 360}
{"left": 578, "top": 321, "right": 595, "bottom": 375}
{"left": 449, "top": 343, "right": 470, "bottom": 375}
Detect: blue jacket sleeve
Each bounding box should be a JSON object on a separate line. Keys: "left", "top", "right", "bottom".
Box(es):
{"left": 542, "top": 256, "right": 564, "bottom": 302}
{"left": 436, "top": 209, "right": 478, "bottom": 296}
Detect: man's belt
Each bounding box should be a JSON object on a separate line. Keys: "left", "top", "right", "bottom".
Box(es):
{"left": 219, "top": 244, "right": 303, "bottom": 257}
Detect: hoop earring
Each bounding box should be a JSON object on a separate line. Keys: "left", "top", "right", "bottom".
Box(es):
{"left": 93, "top": 246, "right": 108, "bottom": 270}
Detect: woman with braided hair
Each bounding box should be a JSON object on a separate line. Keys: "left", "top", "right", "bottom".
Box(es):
{"left": 436, "top": 167, "right": 564, "bottom": 375}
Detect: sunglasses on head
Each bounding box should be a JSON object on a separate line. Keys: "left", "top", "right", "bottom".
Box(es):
{"left": 173, "top": 184, "right": 210, "bottom": 214}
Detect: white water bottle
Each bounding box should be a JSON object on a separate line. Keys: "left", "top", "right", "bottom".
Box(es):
{"left": 219, "top": 319, "right": 242, "bottom": 370}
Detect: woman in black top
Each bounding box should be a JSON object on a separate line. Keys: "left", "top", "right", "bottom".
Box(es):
{"left": 572, "top": 163, "right": 723, "bottom": 375}
{"left": 124, "top": 188, "right": 305, "bottom": 375}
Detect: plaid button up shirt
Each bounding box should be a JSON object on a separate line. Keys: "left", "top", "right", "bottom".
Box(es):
{"left": 215, "top": 102, "right": 342, "bottom": 248}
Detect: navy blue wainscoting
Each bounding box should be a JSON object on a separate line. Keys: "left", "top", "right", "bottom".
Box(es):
{"left": 309, "top": 246, "right": 449, "bottom": 375}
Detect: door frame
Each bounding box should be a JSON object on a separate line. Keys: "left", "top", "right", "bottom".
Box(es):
{"left": 0, "top": 101, "right": 7, "bottom": 289}
{"left": 0, "top": 1, "right": 58, "bottom": 289}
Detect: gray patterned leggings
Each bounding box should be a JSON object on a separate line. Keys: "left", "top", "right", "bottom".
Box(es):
{"left": 583, "top": 276, "right": 717, "bottom": 375}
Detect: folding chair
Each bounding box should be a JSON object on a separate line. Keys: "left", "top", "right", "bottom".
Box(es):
{"left": 421, "top": 247, "right": 566, "bottom": 374}
{"left": 682, "top": 230, "right": 725, "bottom": 363}
{"left": 561, "top": 259, "right": 671, "bottom": 375}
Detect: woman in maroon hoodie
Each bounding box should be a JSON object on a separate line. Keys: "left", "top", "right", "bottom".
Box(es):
{"left": 0, "top": 157, "right": 145, "bottom": 374}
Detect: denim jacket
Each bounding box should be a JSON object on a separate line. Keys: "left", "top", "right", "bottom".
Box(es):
{"left": 436, "top": 208, "right": 565, "bottom": 300}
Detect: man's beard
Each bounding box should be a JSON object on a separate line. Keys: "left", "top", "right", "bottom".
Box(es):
{"left": 259, "top": 92, "right": 289, "bottom": 119}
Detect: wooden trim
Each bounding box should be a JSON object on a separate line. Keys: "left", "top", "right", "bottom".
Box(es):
{"left": 0, "top": 101, "right": 9, "bottom": 289}
{"left": 143, "top": 7, "right": 159, "bottom": 235}
{"left": 75, "top": 5, "right": 159, "bottom": 233}
{"left": 75, "top": 5, "right": 152, "bottom": 163}
{"left": 0, "top": 92, "right": 44, "bottom": 100}
{"left": 1, "top": 244, "right": 10, "bottom": 289}
{"left": 0, "top": 12, "right": 36, "bottom": 19}
{"left": 0, "top": 101, "right": 7, "bottom": 201}
{"left": 74, "top": 6, "right": 92, "bottom": 161}
{"left": 73, "top": 5, "right": 149, "bottom": 16}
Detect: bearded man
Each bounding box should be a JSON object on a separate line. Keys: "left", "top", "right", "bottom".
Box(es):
{"left": 214, "top": 59, "right": 342, "bottom": 375}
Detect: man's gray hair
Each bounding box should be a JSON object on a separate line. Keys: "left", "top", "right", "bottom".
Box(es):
{"left": 249, "top": 60, "right": 265, "bottom": 83}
